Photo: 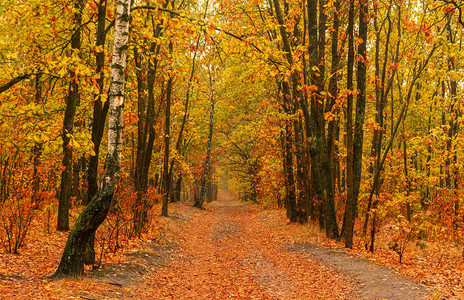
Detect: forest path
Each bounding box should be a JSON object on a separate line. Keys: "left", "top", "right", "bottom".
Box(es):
{"left": 143, "top": 194, "right": 358, "bottom": 299}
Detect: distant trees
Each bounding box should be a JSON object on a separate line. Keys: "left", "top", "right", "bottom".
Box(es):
{"left": 215, "top": 0, "right": 463, "bottom": 253}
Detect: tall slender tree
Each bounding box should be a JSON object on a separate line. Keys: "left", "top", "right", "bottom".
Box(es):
{"left": 57, "top": 0, "right": 84, "bottom": 231}
{"left": 162, "top": 40, "right": 174, "bottom": 216}
{"left": 194, "top": 66, "right": 216, "bottom": 209}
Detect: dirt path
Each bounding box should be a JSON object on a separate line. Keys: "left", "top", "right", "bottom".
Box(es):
{"left": 144, "top": 196, "right": 358, "bottom": 299}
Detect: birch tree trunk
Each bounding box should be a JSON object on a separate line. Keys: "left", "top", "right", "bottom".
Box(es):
{"left": 53, "top": 0, "right": 131, "bottom": 276}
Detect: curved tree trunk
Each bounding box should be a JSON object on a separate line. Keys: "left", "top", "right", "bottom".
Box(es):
{"left": 53, "top": 0, "right": 131, "bottom": 276}
{"left": 87, "top": 0, "right": 110, "bottom": 206}
{"left": 84, "top": 0, "right": 110, "bottom": 266}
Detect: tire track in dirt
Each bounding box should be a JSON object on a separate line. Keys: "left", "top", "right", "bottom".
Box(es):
{"left": 145, "top": 202, "right": 271, "bottom": 299}
{"left": 212, "top": 200, "right": 295, "bottom": 299}
{"left": 225, "top": 199, "right": 358, "bottom": 299}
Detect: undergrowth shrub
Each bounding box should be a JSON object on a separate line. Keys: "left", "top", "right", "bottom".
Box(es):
{"left": 94, "top": 184, "right": 162, "bottom": 265}
{"left": 0, "top": 155, "right": 35, "bottom": 254}
{"left": 0, "top": 196, "right": 34, "bottom": 254}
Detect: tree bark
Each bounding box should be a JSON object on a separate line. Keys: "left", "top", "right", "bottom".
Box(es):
{"left": 87, "top": 0, "right": 110, "bottom": 205}
{"left": 0, "top": 74, "right": 31, "bottom": 94}
{"left": 57, "top": 0, "right": 84, "bottom": 231}
{"left": 444, "top": 16, "right": 460, "bottom": 232}
{"left": 172, "top": 174, "right": 182, "bottom": 202}
{"left": 343, "top": 0, "right": 361, "bottom": 248}
{"left": 162, "top": 42, "right": 174, "bottom": 217}
{"left": 284, "top": 118, "right": 297, "bottom": 219}
{"left": 350, "top": 0, "right": 369, "bottom": 249}
{"left": 271, "top": 0, "right": 304, "bottom": 222}
{"left": 362, "top": 43, "right": 439, "bottom": 250}
{"left": 307, "top": 0, "right": 339, "bottom": 238}
{"left": 363, "top": 3, "right": 399, "bottom": 238}
{"left": 134, "top": 9, "right": 166, "bottom": 232}
{"left": 326, "top": 0, "right": 340, "bottom": 198}
{"left": 168, "top": 32, "right": 202, "bottom": 201}
{"left": 32, "top": 73, "right": 43, "bottom": 207}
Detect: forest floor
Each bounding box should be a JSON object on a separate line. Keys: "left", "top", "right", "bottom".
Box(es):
{"left": 0, "top": 192, "right": 433, "bottom": 299}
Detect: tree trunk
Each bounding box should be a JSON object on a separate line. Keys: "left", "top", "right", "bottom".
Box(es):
{"left": 326, "top": 0, "right": 340, "bottom": 198}
{"left": 161, "top": 42, "right": 174, "bottom": 217}
{"left": 84, "top": 0, "right": 110, "bottom": 266}
{"left": 53, "top": 0, "right": 131, "bottom": 276}
{"left": 365, "top": 6, "right": 394, "bottom": 251}
{"left": 87, "top": 0, "right": 110, "bottom": 205}
{"left": 350, "top": 0, "right": 369, "bottom": 249}
{"left": 32, "top": 73, "right": 43, "bottom": 207}
{"left": 402, "top": 117, "right": 411, "bottom": 221}
{"left": 57, "top": 0, "right": 84, "bottom": 231}
{"left": 213, "top": 180, "right": 218, "bottom": 201}
{"left": 271, "top": 0, "right": 304, "bottom": 222}
{"left": 193, "top": 68, "right": 216, "bottom": 209}
{"left": 363, "top": 41, "right": 439, "bottom": 250}
{"left": 284, "top": 119, "right": 297, "bottom": 219}
{"left": 444, "top": 16, "right": 460, "bottom": 232}
{"left": 168, "top": 4, "right": 206, "bottom": 199}
{"left": 343, "top": 0, "right": 360, "bottom": 248}
{"left": 134, "top": 7, "right": 167, "bottom": 231}
{"left": 172, "top": 174, "right": 182, "bottom": 202}
{"left": 306, "top": 0, "right": 339, "bottom": 238}
{"left": 72, "top": 160, "right": 81, "bottom": 201}
{"left": 168, "top": 34, "right": 199, "bottom": 200}
{"left": 294, "top": 118, "right": 308, "bottom": 220}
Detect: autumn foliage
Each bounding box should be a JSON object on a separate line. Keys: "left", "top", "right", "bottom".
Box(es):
{"left": 2, "top": 0, "right": 464, "bottom": 297}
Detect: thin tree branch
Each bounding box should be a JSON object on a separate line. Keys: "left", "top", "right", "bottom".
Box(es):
{"left": 133, "top": 6, "right": 283, "bottom": 67}
{"left": 0, "top": 74, "right": 32, "bottom": 94}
